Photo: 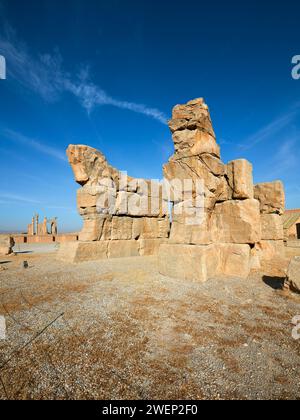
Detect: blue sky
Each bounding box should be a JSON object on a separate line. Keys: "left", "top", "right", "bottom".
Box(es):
{"left": 0, "top": 0, "right": 299, "bottom": 232}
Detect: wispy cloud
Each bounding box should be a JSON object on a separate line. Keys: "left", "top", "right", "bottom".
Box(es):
{"left": 267, "top": 137, "right": 298, "bottom": 178}
{"left": 240, "top": 109, "right": 298, "bottom": 150}
{"left": 0, "top": 193, "right": 41, "bottom": 204}
{"left": 2, "top": 129, "right": 67, "bottom": 162}
{"left": 0, "top": 29, "right": 168, "bottom": 124}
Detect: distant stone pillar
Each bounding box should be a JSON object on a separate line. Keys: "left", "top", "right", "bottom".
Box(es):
{"left": 42, "top": 217, "right": 48, "bottom": 235}
{"left": 51, "top": 219, "right": 58, "bottom": 236}
{"left": 28, "top": 217, "right": 35, "bottom": 236}
{"left": 35, "top": 214, "right": 39, "bottom": 236}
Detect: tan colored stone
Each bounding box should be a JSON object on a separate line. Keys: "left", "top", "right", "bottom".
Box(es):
{"left": 261, "top": 214, "right": 284, "bottom": 240}
{"left": 77, "top": 186, "right": 116, "bottom": 213}
{"left": 172, "top": 129, "right": 220, "bottom": 157}
{"left": 57, "top": 241, "right": 108, "bottom": 263}
{"left": 227, "top": 159, "right": 254, "bottom": 199}
{"left": 200, "top": 154, "right": 225, "bottom": 176}
{"left": 216, "top": 244, "right": 251, "bottom": 278}
{"left": 108, "top": 240, "right": 140, "bottom": 258}
{"left": 139, "top": 239, "right": 168, "bottom": 256}
{"left": 256, "top": 240, "right": 285, "bottom": 262}
{"left": 212, "top": 199, "right": 261, "bottom": 244}
{"left": 141, "top": 218, "right": 170, "bottom": 239}
{"left": 67, "top": 145, "right": 118, "bottom": 187}
{"left": 250, "top": 246, "right": 262, "bottom": 271}
{"left": 127, "top": 193, "right": 149, "bottom": 216}
{"left": 79, "top": 216, "right": 111, "bottom": 242}
{"left": 254, "top": 181, "right": 285, "bottom": 215}
{"left": 158, "top": 243, "right": 218, "bottom": 282}
{"left": 287, "top": 257, "right": 300, "bottom": 293}
{"left": 0, "top": 236, "right": 14, "bottom": 255}
{"left": 170, "top": 207, "right": 213, "bottom": 245}
{"left": 111, "top": 217, "right": 133, "bottom": 240}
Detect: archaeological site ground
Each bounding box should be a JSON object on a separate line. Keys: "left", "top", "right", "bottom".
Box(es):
{"left": 0, "top": 98, "right": 300, "bottom": 400}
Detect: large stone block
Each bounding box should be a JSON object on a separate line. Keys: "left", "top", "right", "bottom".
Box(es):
{"left": 141, "top": 218, "right": 170, "bottom": 239}
{"left": 79, "top": 216, "right": 111, "bottom": 242}
{"left": 139, "top": 239, "right": 168, "bottom": 256}
{"left": 287, "top": 257, "right": 300, "bottom": 293}
{"left": 254, "top": 181, "right": 285, "bottom": 215}
{"left": 158, "top": 243, "right": 218, "bottom": 282}
{"left": 216, "top": 244, "right": 251, "bottom": 279}
{"left": 256, "top": 240, "right": 285, "bottom": 262}
{"left": 111, "top": 217, "right": 133, "bottom": 240}
{"left": 227, "top": 159, "right": 254, "bottom": 199}
{"left": 170, "top": 98, "right": 215, "bottom": 138}
{"left": 261, "top": 214, "right": 284, "bottom": 240}
{"left": 164, "top": 157, "right": 222, "bottom": 198}
{"left": 212, "top": 199, "right": 261, "bottom": 244}
{"left": 170, "top": 207, "right": 213, "bottom": 245}
{"left": 57, "top": 241, "right": 108, "bottom": 263}
{"left": 172, "top": 129, "right": 220, "bottom": 157}
{"left": 108, "top": 240, "right": 140, "bottom": 258}
{"left": 0, "top": 236, "right": 15, "bottom": 255}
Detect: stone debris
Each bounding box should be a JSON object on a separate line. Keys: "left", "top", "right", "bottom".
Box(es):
{"left": 0, "top": 235, "right": 15, "bottom": 256}
{"left": 286, "top": 256, "right": 300, "bottom": 294}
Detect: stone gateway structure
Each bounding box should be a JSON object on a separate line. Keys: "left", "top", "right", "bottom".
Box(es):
{"left": 59, "top": 145, "right": 170, "bottom": 262}
{"left": 60, "top": 98, "right": 285, "bottom": 281}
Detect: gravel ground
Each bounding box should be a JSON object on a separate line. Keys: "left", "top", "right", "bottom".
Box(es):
{"left": 13, "top": 243, "right": 59, "bottom": 254}
{"left": 0, "top": 250, "right": 299, "bottom": 400}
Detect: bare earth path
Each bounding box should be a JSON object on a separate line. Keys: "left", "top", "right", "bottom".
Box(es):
{"left": 0, "top": 249, "right": 299, "bottom": 400}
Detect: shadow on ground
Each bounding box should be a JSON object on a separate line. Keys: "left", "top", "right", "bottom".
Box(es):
{"left": 262, "top": 276, "right": 285, "bottom": 290}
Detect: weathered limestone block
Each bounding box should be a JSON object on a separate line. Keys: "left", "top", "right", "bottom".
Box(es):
{"left": 132, "top": 218, "right": 143, "bottom": 240}
{"left": 170, "top": 98, "right": 215, "bottom": 138}
{"left": 108, "top": 240, "right": 140, "bottom": 259}
{"left": 227, "top": 159, "right": 254, "bottom": 199}
{"left": 139, "top": 239, "right": 168, "bottom": 256}
{"left": 127, "top": 193, "right": 149, "bottom": 216}
{"left": 0, "top": 236, "right": 15, "bottom": 255}
{"left": 164, "top": 157, "right": 224, "bottom": 200}
{"left": 57, "top": 241, "right": 108, "bottom": 263}
{"left": 216, "top": 244, "right": 251, "bottom": 279}
{"left": 212, "top": 199, "right": 261, "bottom": 244}
{"left": 141, "top": 218, "right": 170, "bottom": 239}
{"left": 200, "top": 154, "right": 226, "bottom": 176}
{"left": 172, "top": 129, "right": 220, "bottom": 157}
{"left": 256, "top": 240, "right": 285, "bottom": 262}
{"left": 79, "top": 216, "right": 112, "bottom": 242}
{"left": 261, "top": 214, "right": 284, "bottom": 240}
{"left": 159, "top": 243, "right": 218, "bottom": 282}
{"left": 111, "top": 217, "right": 133, "bottom": 240}
{"left": 67, "top": 145, "right": 118, "bottom": 187}
{"left": 77, "top": 186, "right": 116, "bottom": 215}
{"left": 254, "top": 181, "right": 285, "bottom": 215}
{"left": 286, "top": 257, "right": 300, "bottom": 294}
{"left": 170, "top": 205, "right": 213, "bottom": 245}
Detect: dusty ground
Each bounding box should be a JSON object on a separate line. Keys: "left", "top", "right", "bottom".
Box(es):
{"left": 0, "top": 246, "right": 300, "bottom": 400}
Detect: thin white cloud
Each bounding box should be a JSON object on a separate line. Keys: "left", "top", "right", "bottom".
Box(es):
{"left": 0, "top": 30, "right": 168, "bottom": 124}
{"left": 2, "top": 129, "right": 67, "bottom": 162}
{"left": 268, "top": 137, "right": 298, "bottom": 178}
{"left": 240, "top": 109, "right": 298, "bottom": 150}
{"left": 0, "top": 193, "right": 41, "bottom": 204}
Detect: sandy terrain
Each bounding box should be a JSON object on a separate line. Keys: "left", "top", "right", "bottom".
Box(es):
{"left": 0, "top": 247, "right": 299, "bottom": 400}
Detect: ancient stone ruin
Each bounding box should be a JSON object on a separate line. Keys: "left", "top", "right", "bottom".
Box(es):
{"left": 60, "top": 98, "right": 285, "bottom": 281}
{"left": 0, "top": 235, "right": 15, "bottom": 256}
{"left": 159, "top": 98, "right": 285, "bottom": 281}
{"left": 27, "top": 214, "right": 58, "bottom": 236}
{"left": 58, "top": 145, "right": 170, "bottom": 262}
